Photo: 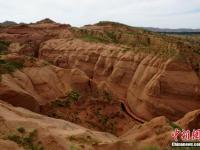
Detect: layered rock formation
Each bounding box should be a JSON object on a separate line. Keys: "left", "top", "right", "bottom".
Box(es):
{"left": 0, "top": 20, "right": 200, "bottom": 149}
{"left": 0, "top": 54, "right": 136, "bottom": 136}
{"left": 0, "top": 100, "right": 119, "bottom": 150}
{"left": 121, "top": 109, "right": 200, "bottom": 150}
{"left": 39, "top": 38, "right": 200, "bottom": 121}
{"left": 0, "top": 55, "right": 90, "bottom": 108}
{"left": 0, "top": 100, "right": 199, "bottom": 150}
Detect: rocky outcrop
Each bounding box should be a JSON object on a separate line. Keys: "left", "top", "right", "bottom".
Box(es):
{"left": 0, "top": 23, "right": 73, "bottom": 57}
{"left": 176, "top": 109, "right": 200, "bottom": 130}
{"left": 0, "top": 63, "right": 93, "bottom": 111}
{"left": 0, "top": 99, "right": 199, "bottom": 150}
{"left": 0, "top": 54, "right": 137, "bottom": 136}
{"left": 120, "top": 109, "right": 200, "bottom": 150}
{"left": 126, "top": 58, "right": 200, "bottom": 121}
{"left": 120, "top": 116, "right": 173, "bottom": 150}
{"left": 39, "top": 38, "right": 200, "bottom": 121}
{"left": 0, "top": 100, "right": 121, "bottom": 150}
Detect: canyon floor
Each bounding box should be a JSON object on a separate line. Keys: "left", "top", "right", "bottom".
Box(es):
{"left": 0, "top": 19, "right": 199, "bottom": 150}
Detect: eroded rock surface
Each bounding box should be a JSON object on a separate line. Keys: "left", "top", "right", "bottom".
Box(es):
{"left": 0, "top": 100, "right": 199, "bottom": 150}
{"left": 39, "top": 38, "right": 200, "bottom": 121}
{"left": 0, "top": 100, "right": 119, "bottom": 150}
{"left": 0, "top": 20, "right": 200, "bottom": 149}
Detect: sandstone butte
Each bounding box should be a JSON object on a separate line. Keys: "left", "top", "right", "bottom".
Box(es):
{"left": 0, "top": 19, "right": 199, "bottom": 150}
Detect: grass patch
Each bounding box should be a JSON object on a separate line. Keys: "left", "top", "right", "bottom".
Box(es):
{"left": 42, "top": 61, "right": 51, "bottom": 66}
{"left": 167, "top": 120, "right": 182, "bottom": 130}
{"left": 7, "top": 128, "right": 44, "bottom": 150}
{"left": 68, "top": 135, "right": 99, "bottom": 145}
{"left": 96, "top": 21, "right": 133, "bottom": 29}
{"left": 69, "top": 144, "right": 82, "bottom": 150}
{"left": 80, "top": 34, "right": 108, "bottom": 43}
{"left": 0, "top": 40, "right": 10, "bottom": 54}
{"left": 95, "top": 110, "right": 109, "bottom": 125}
{"left": 51, "top": 90, "right": 80, "bottom": 107}
{"left": 51, "top": 99, "right": 70, "bottom": 107}
{"left": 0, "top": 59, "right": 24, "bottom": 74}
{"left": 17, "top": 127, "right": 26, "bottom": 134}
{"left": 100, "top": 115, "right": 109, "bottom": 125}
{"left": 103, "top": 91, "right": 112, "bottom": 102}
{"left": 67, "top": 90, "right": 80, "bottom": 102}
{"left": 95, "top": 110, "right": 116, "bottom": 134}
{"left": 106, "top": 32, "right": 118, "bottom": 43}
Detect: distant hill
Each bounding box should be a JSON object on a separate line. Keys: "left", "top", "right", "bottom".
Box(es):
{"left": 144, "top": 27, "right": 200, "bottom": 34}
{"left": 0, "top": 21, "right": 17, "bottom": 27}
{"left": 36, "top": 18, "right": 56, "bottom": 24}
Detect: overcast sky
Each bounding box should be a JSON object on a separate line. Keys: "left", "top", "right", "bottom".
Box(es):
{"left": 0, "top": 0, "right": 200, "bottom": 28}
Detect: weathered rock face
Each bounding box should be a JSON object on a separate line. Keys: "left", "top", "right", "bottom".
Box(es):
{"left": 120, "top": 116, "right": 173, "bottom": 150}
{"left": 176, "top": 109, "right": 200, "bottom": 130}
{"left": 0, "top": 20, "right": 200, "bottom": 149}
{"left": 0, "top": 100, "right": 199, "bottom": 150}
{"left": 0, "top": 23, "right": 73, "bottom": 57}
{"left": 39, "top": 38, "right": 200, "bottom": 121}
{"left": 0, "top": 63, "right": 92, "bottom": 111}
{"left": 120, "top": 109, "right": 200, "bottom": 150}
{"left": 127, "top": 58, "right": 200, "bottom": 121}
{"left": 41, "top": 95, "right": 137, "bottom": 136}
{"left": 0, "top": 54, "right": 137, "bottom": 136}
{"left": 0, "top": 100, "right": 121, "bottom": 150}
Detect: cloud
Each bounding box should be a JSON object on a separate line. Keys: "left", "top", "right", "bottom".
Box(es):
{"left": 0, "top": 0, "right": 199, "bottom": 28}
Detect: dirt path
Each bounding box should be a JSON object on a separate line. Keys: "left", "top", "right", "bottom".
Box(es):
{"left": 120, "top": 100, "right": 146, "bottom": 123}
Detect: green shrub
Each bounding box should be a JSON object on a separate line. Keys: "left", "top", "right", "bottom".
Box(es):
{"left": 0, "top": 60, "right": 24, "bottom": 74}
{"left": 51, "top": 90, "right": 80, "bottom": 108}
{"left": 51, "top": 99, "right": 70, "bottom": 107}
{"left": 42, "top": 61, "right": 51, "bottom": 66}
{"left": 17, "top": 127, "right": 26, "bottom": 133}
{"left": 67, "top": 90, "right": 80, "bottom": 102}
{"left": 79, "top": 33, "right": 108, "bottom": 43}
{"left": 0, "top": 40, "right": 10, "bottom": 54}
{"left": 167, "top": 120, "right": 182, "bottom": 130}
{"left": 103, "top": 91, "right": 112, "bottom": 102}
{"left": 69, "top": 144, "right": 81, "bottom": 150}
{"left": 7, "top": 134, "right": 21, "bottom": 144}
{"left": 96, "top": 21, "right": 133, "bottom": 28}
{"left": 68, "top": 135, "right": 98, "bottom": 145}
{"left": 100, "top": 115, "right": 108, "bottom": 125}
{"left": 96, "top": 111, "right": 109, "bottom": 125}
{"left": 7, "top": 128, "right": 44, "bottom": 150}
{"left": 106, "top": 32, "right": 118, "bottom": 43}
